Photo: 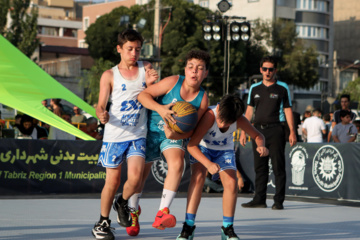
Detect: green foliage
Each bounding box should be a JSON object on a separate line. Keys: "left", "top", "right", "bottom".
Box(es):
{"left": 1, "top": 0, "right": 39, "bottom": 59}
{"left": 80, "top": 58, "right": 114, "bottom": 105}
{"left": 251, "top": 18, "right": 319, "bottom": 89}
{"left": 341, "top": 77, "right": 360, "bottom": 109}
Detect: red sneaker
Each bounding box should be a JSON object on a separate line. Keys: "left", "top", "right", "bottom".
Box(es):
{"left": 152, "top": 207, "right": 176, "bottom": 230}
{"left": 126, "top": 207, "right": 140, "bottom": 236}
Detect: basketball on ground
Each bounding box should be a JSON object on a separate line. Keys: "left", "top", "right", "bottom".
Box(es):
{"left": 167, "top": 101, "right": 198, "bottom": 133}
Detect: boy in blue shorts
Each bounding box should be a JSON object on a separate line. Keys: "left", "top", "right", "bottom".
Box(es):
{"left": 177, "top": 94, "right": 268, "bottom": 240}
{"left": 135, "top": 49, "right": 210, "bottom": 232}
{"left": 91, "top": 29, "right": 158, "bottom": 240}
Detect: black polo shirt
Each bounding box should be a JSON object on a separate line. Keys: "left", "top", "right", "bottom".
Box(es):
{"left": 247, "top": 80, "right": 292, "bottom": 125}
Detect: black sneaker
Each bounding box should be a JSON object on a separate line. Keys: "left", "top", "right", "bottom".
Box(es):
{"left": 241, "top": 200, "right": 267, "bottom": 208}
{"left": 91, "top": 219, "right": 115, "bottom": 240}
{"left": 113, "top": 194, "right": 132, "bottom": 227}
{"left": 272, "top": 202, "right": 284, "bottom": 210}
{"left": 176, "top": 222, "right": 196, "bottom": 240}
{"left": 221, "top": 224, "right": 240, "bottom": 240}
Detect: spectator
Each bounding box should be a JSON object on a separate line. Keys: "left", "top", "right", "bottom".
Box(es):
{"left": 50, "top": 98, "right": 64, "bottom": 117}
{"left": 79, "top": 117, "right": 102, "bottom": 140}
{"left": 33, "top": 118, "right": 48, "bottom": 139}
{"left": 48, "top": 113, "right": 76, "bottom": 140}
{"left": 354, "top": 120, "right": 360, "bottom": 143}
{"left": 14, "top": 115, "right": 37, "bottom": 139}
{"left": 322, "top": 113, "right": 332, "bottom": 142}
{"left": 332, "top": 110, "right": 357, "bottom": 143}
{"left": 71, "top": 106, "right": 87, "bottom": 123}
{"left": 329, "top": 94, "right": 356, "bottom": 142}
{"left": 302, "top": 109, "right": 326, "bottom": 143}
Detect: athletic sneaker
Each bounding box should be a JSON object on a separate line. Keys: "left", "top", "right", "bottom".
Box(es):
{"left": 221, "top": 224, "right": 240, "bottom": 240}
{"left": 126, "top": 206, "right": 141, "bottom": 236}
{"left": 91, "top": 219, "right": 115, "bottom": 240}
{"left": 176, "top": 222, "right": 196, "bottom": 240}
{"left": 152, "top": 207, "right": 176, "bottom": 230}
{"left": 112, "top": 194, "right": 132, "bottom": 227}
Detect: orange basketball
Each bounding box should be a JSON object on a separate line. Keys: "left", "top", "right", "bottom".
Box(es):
{"left": 167, "top": 101, "right": 198, "bottom": 133}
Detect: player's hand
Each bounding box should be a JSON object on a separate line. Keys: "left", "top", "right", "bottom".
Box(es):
{"left": 145, "top": 68, "right": 159, "bottom": 86}
{"left": 206, "top": 162, "right": 220, "bottom": 175}
{"left": 256, "top": 146, "right": 269, "bottom": 157}
{"left": 238, "top": 176, "right": 244, "bottom": 191}
{"left": 98, "top": 111, "right": 109, "bottom": 124}
{"left": 239, "top": 131, "right": 247, "bottom": 146}
{"left": 164, "top": 124, "right": 176, "bottom": 139}
{"left": 159, "top": 103, "right": 176, "bottom": 124}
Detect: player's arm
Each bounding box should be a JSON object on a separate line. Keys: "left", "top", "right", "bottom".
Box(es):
{"left": 187, "top": 110, "right": 220, "bottom": 175}
{"left": 138, "top": 75, "right": 177, "bottom": 123}
{"left": 96, "top": 70, "right": 113, "bottom": 124}
{"left": 239, "top": 105, "right": 254, "bottom": 146}
{"left": 237, "top": 116, "right": 268, "bottom": 157}
{"left": 284, "top": 107, "right": 297, "bottom": 147}
{"left": 143, "top": 61, "right": 158, "bottom": 86}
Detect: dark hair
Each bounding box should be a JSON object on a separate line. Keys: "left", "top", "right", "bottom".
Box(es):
{"left": 323, "top": 113, "right": 331, "bottom": 122}
{"left": 117, "top": 29, "right": 144, "bottom": 47}
{"left": 340, "top": 94, "right": 350, "bottom": 102}
{"left": 339, "top": 109, "right": 351, "bottom": 118}
{"left": 312, "top": 108, "right": 322, "bottom": 115}
{"left": 185, "top": 49, "right": 211, "bottom": 70}
{"left": 218, "top": 94, "right": 245, "bottom": 124}
{"left": 260, "top": 56, "right": 277, "bottom": 68}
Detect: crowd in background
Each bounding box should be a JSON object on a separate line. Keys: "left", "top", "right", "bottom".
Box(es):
{"left": 0, "top": 99, "right": 103, "bottom": 140}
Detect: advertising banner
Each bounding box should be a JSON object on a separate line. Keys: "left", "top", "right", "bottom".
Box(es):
{"left": 0, "top": 139, "right": 190, "bottom": 195}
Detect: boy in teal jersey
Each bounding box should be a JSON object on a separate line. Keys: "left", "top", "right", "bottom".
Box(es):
{"left": 134, "top": 49, "right": 210, "bottom": 232}
{"left": 177, "top": 94, "right": 268, "bottom": 240}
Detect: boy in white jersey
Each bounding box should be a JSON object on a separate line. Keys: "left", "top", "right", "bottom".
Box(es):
{"left": 91, "top": 29, "right": 158, "bottom": 240}
{"left": 135, "top": 50, "right": 210, "bottom": 231}
{"left": 177, "top": 95, "right": 268, "bottom": 240}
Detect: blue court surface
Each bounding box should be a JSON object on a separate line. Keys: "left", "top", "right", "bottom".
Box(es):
{"left": 0, "top": 194, "right": 359, "bottom": 240}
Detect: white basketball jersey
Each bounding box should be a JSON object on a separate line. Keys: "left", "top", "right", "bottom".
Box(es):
{"left": 103, "top": 61, "right": 147, "bottom": 142}
{"left": 199, "top": 106, "right": 237, "bottom": 151}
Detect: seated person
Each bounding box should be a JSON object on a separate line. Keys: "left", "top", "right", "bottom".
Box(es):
{"left": 48, "top": 113, "right": 76, "bottom": 140}
{"left": 79, "top": 117, "right": 102, "bottom": 140}
{"left": 14, "top": 115, "right": 37, "bottom": 139}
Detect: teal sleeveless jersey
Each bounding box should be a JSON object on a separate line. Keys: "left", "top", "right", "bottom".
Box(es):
{"left": 148, "top": 75, "right": 205, "bottom": 135}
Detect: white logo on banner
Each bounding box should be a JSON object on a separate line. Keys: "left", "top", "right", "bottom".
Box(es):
{"left": 151, "top": 154, "right": 186, "bottom": 185}
{"left": 290, "top": 145, "right": 308, "bottom": 187}
{"left": 312, "top": 145, "right": 344, "bottom": 192}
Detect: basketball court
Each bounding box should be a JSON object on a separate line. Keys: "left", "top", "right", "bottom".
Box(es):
{"left": 0, "top": 194, "right": 359, "bottom": 240}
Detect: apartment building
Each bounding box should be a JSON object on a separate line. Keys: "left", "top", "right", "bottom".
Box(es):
{"left": 193, "top": 0, "right": 334, "bottom": 113}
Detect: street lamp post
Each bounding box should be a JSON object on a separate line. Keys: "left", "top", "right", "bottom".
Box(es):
{"left": 202, "top": 1, "right": 250, "bottom": 95}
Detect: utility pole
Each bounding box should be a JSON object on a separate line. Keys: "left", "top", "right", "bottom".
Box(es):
{"left": 153, "top": 0, "right": 161, "bottom": 77}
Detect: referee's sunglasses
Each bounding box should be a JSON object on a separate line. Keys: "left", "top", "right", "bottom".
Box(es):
{"left": 261, "top": 67, "right": 275, "bottom": 72}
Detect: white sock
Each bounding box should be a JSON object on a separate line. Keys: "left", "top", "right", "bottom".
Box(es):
{"left": 128, "top": 192, "right": 142, "bottom": 210}
{"left": 159, "top": 189, "right": 176, "bottom": 210}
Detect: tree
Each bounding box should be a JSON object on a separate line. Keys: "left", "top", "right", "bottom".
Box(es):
{"left": 1, "top": 0, "right": 39, "bottom": 59}
{"left": 85, "top": 0, "right": 250, "bottom": 101}
{"left": 341, "top": 77, "right": 360, "bottom": 109}
{"left": 80, "top": 58, "right": 114, "bottom": 105}
{"left": 251, "top": 18, "right": 319, "bottom": 89}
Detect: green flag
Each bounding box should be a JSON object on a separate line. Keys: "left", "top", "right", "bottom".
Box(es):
{"left": 0, "top": 35, "right": 96, "bottom": 140}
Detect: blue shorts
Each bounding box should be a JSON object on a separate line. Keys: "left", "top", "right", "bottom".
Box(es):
{"left": 145, "top": 130, "right": 186, "bottom": 163}
{"left": 98, "top": 138, "right": 146, "bottom": 168}
{"left": 189, "top": 145, "right": 236, "bottom": 180}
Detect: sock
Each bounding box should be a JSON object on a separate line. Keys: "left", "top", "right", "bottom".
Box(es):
{"left": 223, "top": 216, "right": 234, "bottom": 228}
{"left": 159, "top": 189, "right": 176, "bottom": 210}
{"left": 99, "top": 215, "right": 109, "bottom": 222}
{"left": 128, "top": 192, "right": 142, "bottom": 210}
{"left": 185, "top": 213, "right": 196, "bottom": 227}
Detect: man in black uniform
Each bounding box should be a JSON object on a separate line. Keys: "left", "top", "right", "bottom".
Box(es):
{"left": 240, "top": 56, "right": 297, "bottom": 210}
